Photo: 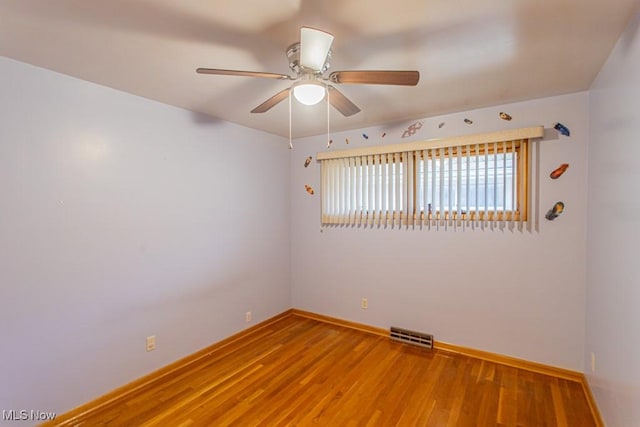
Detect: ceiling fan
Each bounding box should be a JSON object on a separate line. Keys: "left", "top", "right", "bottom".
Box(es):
{"left": 196, "top": 27, "right": 419, "bottom": 117}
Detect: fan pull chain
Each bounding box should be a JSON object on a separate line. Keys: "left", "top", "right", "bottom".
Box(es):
{"left": 288, "top": 91, "right": 293, "bottom": 149}
{"left": 327, "top": 87, "right": 330, "bottom": 147}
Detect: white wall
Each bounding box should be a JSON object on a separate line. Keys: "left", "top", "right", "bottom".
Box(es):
{"left": 291, "top": 92, "right": 589, "bottom": 371}
{"left": 0, "top": 57, "right": 291, "bottom": 422}
{"left": 587, "top": 11, "right": 640, "bottom": 427}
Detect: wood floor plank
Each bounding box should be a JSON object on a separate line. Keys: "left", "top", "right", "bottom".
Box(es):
{"left": 51, "top": 315, "right": 597, "bottom": 426}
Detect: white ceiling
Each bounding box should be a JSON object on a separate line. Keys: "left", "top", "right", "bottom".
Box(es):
{"left": 1, "top": 0, "right": 638, "bottom": 137}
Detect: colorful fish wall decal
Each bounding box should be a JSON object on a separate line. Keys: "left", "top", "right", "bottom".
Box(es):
{"left": 305, "top": 185, "right": 315, "bottom": 195}
{"left": 499, "top": 112, "right": 512, "bottom": 121}
{"left": 545, "top": 201, "right": 565, "bottom": 220}
{"left": 550, "top": 163, "right": 569, "bottom": 179}
{"left": 554, "top": 122, "right": 570, "bottom": 136}
{"left": 402, "top": 121, "right": 423, "bottom": 138}
{"left": 464, "top": 118, "right": 473, "bottom": 125}
{"left": 304, "top": 156, "right": 312, "bottom": 168}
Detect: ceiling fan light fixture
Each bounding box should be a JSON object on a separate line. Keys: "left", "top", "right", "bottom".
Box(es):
{"left": 293, "top": 82, "right": 326, "bottom": 106}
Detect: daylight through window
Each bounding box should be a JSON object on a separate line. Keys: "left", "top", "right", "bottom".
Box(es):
{"left": 318, "top": 127, "right": 543, "bottom": 228}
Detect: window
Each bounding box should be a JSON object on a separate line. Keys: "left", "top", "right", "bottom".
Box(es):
{"left": 318, "top": 127, "right": 543, "bottom": 227}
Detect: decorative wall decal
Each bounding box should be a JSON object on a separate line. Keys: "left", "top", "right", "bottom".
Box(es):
{"left": 438, "top": 122, "right": 445, "bottom": 129}
{"left": 499, "top": 112, "right": 512, "bottom": 121}
{"left": 345, "top": 138, "right": 349, "bottom": 144}
{"left": 381, "top": 132, "right": 387, "bottom": 138}
{"left": 402, "top": 121, "right": 423, "bottom": 138}
{"left": 464, "top": 118, "right": 473, "bottom": 125}
{"left": 304, "top": 156, "right": 312, "bottom": 168}
{"left": 550, "top": 163, "right": 569, "bottom": 179}
{"left": 545, "top": 201, "right": 564, "bottom": 220}
{"left": 554, "top": 122, "right": 570, "bottom": 136}
{"left": 327, "top": 139, "right": 333, "bottom": 148}
{"left": 305, "top": 185, "right": 315, "bottom": 195}
{"left": 362, "top": 133, "right": 369, "bottom": 139}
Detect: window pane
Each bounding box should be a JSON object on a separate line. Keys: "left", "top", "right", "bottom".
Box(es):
{"left": 417, "top": 152, "right": 517, "bottom": 212}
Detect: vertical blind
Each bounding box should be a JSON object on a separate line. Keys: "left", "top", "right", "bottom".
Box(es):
{"left": 318, "top": 127, "right": 543, "bottom": 228}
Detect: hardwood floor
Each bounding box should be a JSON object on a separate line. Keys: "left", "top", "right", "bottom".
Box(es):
{"left": 52, "top": 315, "right": 596, "bottom": 426}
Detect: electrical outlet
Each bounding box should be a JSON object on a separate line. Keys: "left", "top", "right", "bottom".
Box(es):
{"left": 591, "top": 352, "right": 596, "bottom": 372}
{"left": 245, "top": 311, "right": 252, "bottom": 322}
{"left": 361, "top": 298, "right": 368, "bottom": 309}
{"left": 146, "top": 335, "right": 156, "bottom": 352}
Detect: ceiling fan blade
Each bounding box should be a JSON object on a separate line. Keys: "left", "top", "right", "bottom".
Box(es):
{"left": 196, "top": 68, "right": 292, "bottom": 80}
{"left": 328, "top": 70, "right": 420, "bottom": 86}
{"left": 299, "top": 27, "right": 334, "bottom": 71}
{"left": 327, "top": 86, "right": 360, "bottom": 117}
{"left": 251, "top": 88, "right": 291, "bottom": 113}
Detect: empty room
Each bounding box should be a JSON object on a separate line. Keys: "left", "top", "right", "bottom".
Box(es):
{"left": 1, "top": 1, "right": 639, "bottom": 426}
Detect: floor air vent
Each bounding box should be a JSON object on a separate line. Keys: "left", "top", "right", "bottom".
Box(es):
{"left": 390, "top": 326, "right": 433, "bottom": 349}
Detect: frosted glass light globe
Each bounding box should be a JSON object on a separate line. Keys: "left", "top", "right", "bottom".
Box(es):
{"left": 293, "top": 83, "right": 326, "bottom": 106}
